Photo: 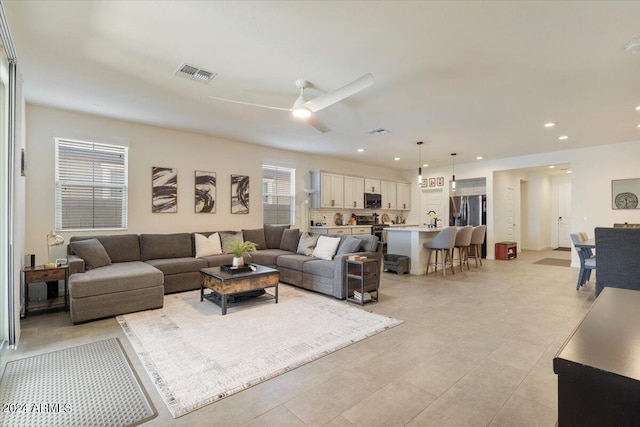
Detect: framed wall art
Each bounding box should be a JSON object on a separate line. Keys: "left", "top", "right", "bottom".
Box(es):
{"left": 152, "top": 166, "right": 177, "bottom": 213}
{"left": 195, "top": 171, "right": 216, "bottom": 213}
{"left": 429, "top": 177, "right": 436, "bottom": 188}
{"left": 437, "top": 177, "right": 444, "bottom": 187}
{"left": 231, "top": 174, "right": 250, "bottom": 214}
{"left": 612, "top": 178, "right": 640, "bottom": 209}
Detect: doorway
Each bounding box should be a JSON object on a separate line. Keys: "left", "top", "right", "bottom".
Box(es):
{"left": 557, "top": 181, "right": 572, "bottom": 248}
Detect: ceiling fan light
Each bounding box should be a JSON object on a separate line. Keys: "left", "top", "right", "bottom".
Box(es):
{"left": 292, "top": 107, "right": 311, "bottom": 118}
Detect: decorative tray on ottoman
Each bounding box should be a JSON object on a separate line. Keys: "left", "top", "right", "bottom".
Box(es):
{"left": 221, "top": 264, "right": 252, "bottom": 274}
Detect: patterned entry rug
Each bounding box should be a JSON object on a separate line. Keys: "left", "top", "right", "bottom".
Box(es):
{"left": 117, "top": 284, "right": 403, "bottom": 418}
{"left": 533, "top": 258, "right": 571, "bottom": 267}
{"left": 0, "top": 338, "right": 156, "bottom": 426}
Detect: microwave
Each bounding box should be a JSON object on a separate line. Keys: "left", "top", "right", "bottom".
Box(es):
{"left": 364, "top": 193, "right": 382, "bottom": 209}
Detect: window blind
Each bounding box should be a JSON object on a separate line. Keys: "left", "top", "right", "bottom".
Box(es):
{"left": 55, "top": 138, "right": 128, "bottom": 231}
{"left": 262, "top": 164, "right": 294, "bottom": 225}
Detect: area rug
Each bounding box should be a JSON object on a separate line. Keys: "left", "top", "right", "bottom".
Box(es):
{"left": 0, "top": 338, "right": 156, "bottom": 426}
{"left": 117, "top": 284, "right": 403, "bottom": 418}
{"left": 553, "top": 247, "right": 572, "bottom": 252}
{"left": 533, "top": 257, "right": 571, "bottom": 267}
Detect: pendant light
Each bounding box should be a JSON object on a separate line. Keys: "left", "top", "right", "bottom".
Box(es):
{"left": 417, "top": 141, "right": 424, "bottom": 185}
{"left": 451, "top": 153, "right": 457, "bottom": 190}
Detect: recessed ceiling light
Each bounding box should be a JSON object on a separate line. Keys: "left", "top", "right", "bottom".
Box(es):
{"left": 637, "top": 124, "right": 640, "bottom": 128}
{"left": 544, "top": 122, "right": 556, "bottom": 128}
{"left": 476, "top": 156, "right": 483, "bottom": 160}
{"left": 394, "top": 157, "right": 400, "bottom": 161}
{"left": 635, "top": 105, "right": 640, "bottom": 111}
{"left": 558, "top": 135, "right": 569, "bottom": 140}
{"left": 422, "top": 163, "right": 428, "bottom": 167}
{"left": 566, "top": 170, "right": 572, "bottom": 174}
{"left": 549, "top": 165, "right": 555, "bottom": 169}
{"left": 357, "top": 148, "right": 364, "bottom": 152}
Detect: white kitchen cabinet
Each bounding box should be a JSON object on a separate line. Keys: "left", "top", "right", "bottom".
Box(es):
{"left": 351, "top": 226, "right": 372, "bottom": 235}
{"left": 311, "top": 170, "right": 344, "bottom": 208}
{"left": 397, "top": 182, "right": 411, "bottom": 210}
{"left": 344, "top": 176, "right": 365, "bottom": 209}
{"left": 364, "top": 178, "right": 381, "bottom": 194}
{"left": 381, "top": 180, "right": 397, "bottom": 210}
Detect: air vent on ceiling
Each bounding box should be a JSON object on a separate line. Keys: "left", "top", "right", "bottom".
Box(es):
{"left": 367, "top": 128, "right": 390, "bottom": 135}
{"left": 174, "top": 63, "right": 217, "bottom": 84}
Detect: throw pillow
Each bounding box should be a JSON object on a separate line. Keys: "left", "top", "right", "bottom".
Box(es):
{"left": 296, "top": 232, "right": 319, "bottom": 256}
{"left": 194, "top": 232, "right": 222, "bottom": 258}
{"left": 312, "top": 235, "right": 341, "bottom": 260}
{"left": 219, "top": 231, "right": 244, "bottom": 254}
{"left": 242, "top": 228, "right": 267, "bottom": 250}
{"left": 264, "top": 224, "right": 291, "bottom": 249}
{"left": 336, "top": 235, "right": 363, "bottom": 255}
{"left": 279, "top": 228, "right": 300, "bottom": 252}
{"left": 69, "top": 238, "right": 112, "bottom": 270}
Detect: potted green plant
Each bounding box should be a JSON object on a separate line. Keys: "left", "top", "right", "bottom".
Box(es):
{"left": 228, "top": 240, "right": 257, "bottom": 268}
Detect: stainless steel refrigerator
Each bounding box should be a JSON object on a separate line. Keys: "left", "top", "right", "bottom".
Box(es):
{"left": 450, "top": 195, "right": 487, "bottom": 258}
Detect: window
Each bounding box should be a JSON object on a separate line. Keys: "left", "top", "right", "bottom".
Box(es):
{"left": 262, "top": 164, "right": 294, "bottom": 225}
{"left": 55, "top": 138, "right": 128, "bottom": 231}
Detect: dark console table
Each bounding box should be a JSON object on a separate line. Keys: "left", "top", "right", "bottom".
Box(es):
{"left": 554, "top": 287, "right": 640, "bottom": 426}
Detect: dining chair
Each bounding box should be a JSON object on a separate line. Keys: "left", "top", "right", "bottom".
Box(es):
{"left": 469, "top": 225, "right": 487, "bottom": 267}
{"left": 570, "top": 233, "right": 596, "bottom": 290}
{"left": 453, "top": 226, "right": 473, "bottom": 271}
{"left": 423, "top": 227, "right": 457, "bottom": 276}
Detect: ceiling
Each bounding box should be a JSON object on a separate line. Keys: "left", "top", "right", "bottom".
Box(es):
{"left": 5, "top": 1, "right": 640, "bottom": 170}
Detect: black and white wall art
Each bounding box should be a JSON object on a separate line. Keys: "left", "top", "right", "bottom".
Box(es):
{"left": 195, "top": 171, "right": 216, "bottom": 213}
{"left": 152, "top": 166, "right": 178, "bottom": 213}
{"left": 231, "top": 174, "right": 249, "bottom": 214}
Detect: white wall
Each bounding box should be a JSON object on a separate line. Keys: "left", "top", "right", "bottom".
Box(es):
{"left": 24, "top": 104, "right": 405, "bottom": 262}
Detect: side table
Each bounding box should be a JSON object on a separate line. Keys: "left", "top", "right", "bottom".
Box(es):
{"left": 344, "top": 258, "right": 380, "bottom": 305}
{"left": 23, "top": 264, "right": 69, "bottom": 317}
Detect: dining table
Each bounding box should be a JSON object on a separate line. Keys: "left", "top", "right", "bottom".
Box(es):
{"left": 574, "top": 238, "right": 595, "bottom": 250}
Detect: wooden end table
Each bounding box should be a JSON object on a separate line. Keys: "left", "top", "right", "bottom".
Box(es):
{"left": 23, "top": 264, "right": 69, "bottom": 317}
{"left": 345, "top": 258, "right": 380, "bottom": 305}
{"left": 200, "top": 264, "right": 279, "bottom": 315}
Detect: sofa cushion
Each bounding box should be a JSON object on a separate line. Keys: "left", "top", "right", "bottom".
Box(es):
{"left": 336, "top": 235, "right": 363, "bottom": 255}
{"left": 194, "top": 232, "right": 222, "bottom": 257}
{"left": 140, "top": 233, "right": 193, "bottom": 261}
{"left": 219, "top": 231, "right": 244, "bottom": 254}
{"left": 69, "top": 238, "right": 112, "bottom": 270}
{"left": 69, "top": 261, "right": 163, "bottom": 298}
{"left": 277, "top": 254, "right": 313, "bottom": 270}
{"left": 279, "top": 228, "right": 300, "bottom": 252}
{"left": 312, "top": 236, "right": 341, "bottom": 260}
{"left": 242, "top": 228, "right": 267, "bottom": 250}
{"left": 264, "top": 224, "right": 290, "bottom": 249}
{"left": 297, "top": 232, "right": 319, "bottom": 256}
{"left": 201, "top": 253, "right": 235, "bottom": 268}
{"left": 145, "top": 257, "right": 208, "bottom": 275}
{"left": 302, "top": 259, "right": 334, "bottom": 279}
{"left": 354, "top": 235, "right": 379, "bottom": 253}
{"left": 249, "top": 249, "right": 292, "bottom": 266}
{"left": 69, "top": 234, "right": 141, "bottom": 263}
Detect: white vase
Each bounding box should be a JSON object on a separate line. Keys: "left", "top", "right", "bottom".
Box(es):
{"left": 232, "top": 256, "right": 244, "bottom": 268}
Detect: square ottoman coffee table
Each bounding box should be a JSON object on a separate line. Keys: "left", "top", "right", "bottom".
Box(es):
{"left": 200, "top": 264, "right": 279, "bottom": 315}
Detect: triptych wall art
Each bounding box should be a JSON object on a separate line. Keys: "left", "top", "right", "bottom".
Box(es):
{"left": 152, "top": 167, "right": 249, "bottom": 214}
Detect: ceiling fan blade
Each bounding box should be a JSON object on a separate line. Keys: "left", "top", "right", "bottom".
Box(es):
{"left": 207, "top": 95, "right": 290, "bottom": 112}
{"left": 305, "top": 73, "right": 374, "bottom": 112}
{"left": 306, "top": 115, "right": 331, "bottom": 133}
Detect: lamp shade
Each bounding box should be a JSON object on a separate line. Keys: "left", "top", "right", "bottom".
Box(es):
{"left": 46, "top": 231, "right": 64, "bottom": 267}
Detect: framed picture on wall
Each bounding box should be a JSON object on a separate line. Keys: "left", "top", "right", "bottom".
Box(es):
{"left": 437, "top": 177, "right": 444, "bottom": 187}
{"left": 612, "top": 178, "right": 640, "bottom": 209}
{"left": 195, "top": 171, "right": 216, "bottom": 213}
{"left": 429, "top": 178, "right": 436, "bottom": 187}
{"left": 152, "top": 166, "right": 177, "bottom": 213}
{"left": 231, "top": 174, "right": 250, "bottom": 214}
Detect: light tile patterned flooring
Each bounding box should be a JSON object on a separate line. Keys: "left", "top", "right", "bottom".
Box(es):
{"left": 1, "top": 249, "right": 593, "bottom": 426}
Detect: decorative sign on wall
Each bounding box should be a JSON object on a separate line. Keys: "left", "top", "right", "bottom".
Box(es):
{"left": 152, "top": 166, "right": 177, "bottom": 213}
{"left": 612, "top": 178, "right": 640, "bottom": 209}
{"left": 437, "top": 177, "right": 444, "bottom": 187}
{"left": 195, "top": 171, "right": 216, "bottom": 213}
{"left": 231, "top": 174, "right": 250, "bottom": 214}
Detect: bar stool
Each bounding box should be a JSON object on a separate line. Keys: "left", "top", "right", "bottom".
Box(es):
{"left": 423, "top": 227, "right": 457, "bottom": 276}
{"left": 453, "top": 226, "right": 473, "bottom": 271}
{"left": 470, "top": 225, "right": 487, "bottom": 267}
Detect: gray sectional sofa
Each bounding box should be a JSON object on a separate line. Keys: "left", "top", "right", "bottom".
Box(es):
{"left": 67, "top": 225, "right": 381, "bottom": 323}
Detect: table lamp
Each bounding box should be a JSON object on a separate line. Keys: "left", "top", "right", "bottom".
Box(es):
{"left": 45, "top": 231, "right": 64, "bottom": 267}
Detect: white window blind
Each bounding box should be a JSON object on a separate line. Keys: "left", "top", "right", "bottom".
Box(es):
{"left": 262, "top": 164, "right": 295, "bottom": 225}
{"left": 55, "top": 138, "right": 128, "bottom": 231}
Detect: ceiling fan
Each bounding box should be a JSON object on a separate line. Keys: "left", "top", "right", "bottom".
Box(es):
{"left": 207, "top": 73, "right": 374, "bottom": 133}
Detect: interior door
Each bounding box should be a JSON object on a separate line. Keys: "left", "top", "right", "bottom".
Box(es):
{"left": 558, "top": 181, "right": 572, "bottom": 248}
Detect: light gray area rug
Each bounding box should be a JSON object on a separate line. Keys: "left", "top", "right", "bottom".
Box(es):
{"left": 117, "top": 284, "right": 403, "bottom": 418}
{"left": 0, "top": 338, "right": 156, "bottom": 427}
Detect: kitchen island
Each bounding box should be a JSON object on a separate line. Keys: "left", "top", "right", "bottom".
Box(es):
{"left": 386, "top": 227, "right": 444, "bottom": 275}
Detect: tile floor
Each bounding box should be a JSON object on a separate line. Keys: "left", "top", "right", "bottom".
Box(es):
{"left": 1, "top": 249, "right": 594, "bottom": 426}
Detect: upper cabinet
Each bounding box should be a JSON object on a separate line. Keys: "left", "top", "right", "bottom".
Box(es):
{"left": 312, "top": 170, "right": 344, "bottom": 208}
{"left": 364, "top": 178, "right": 381, "bottom": 194}
{"left": 381, "top": 180, "right": 397, "bottom": 210}
{"left": 396, "top": 182, "right": 411, "bottom": 210}
{"left": 344, "top": 176, "right": 365, "bottom": 209}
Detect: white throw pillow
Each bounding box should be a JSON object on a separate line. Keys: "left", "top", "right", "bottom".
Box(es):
{"left": 311, "top": 236, "right": 342, "bottom": 260}
{"left": 195, "top": 232, "right": 222, "bottom": 258}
